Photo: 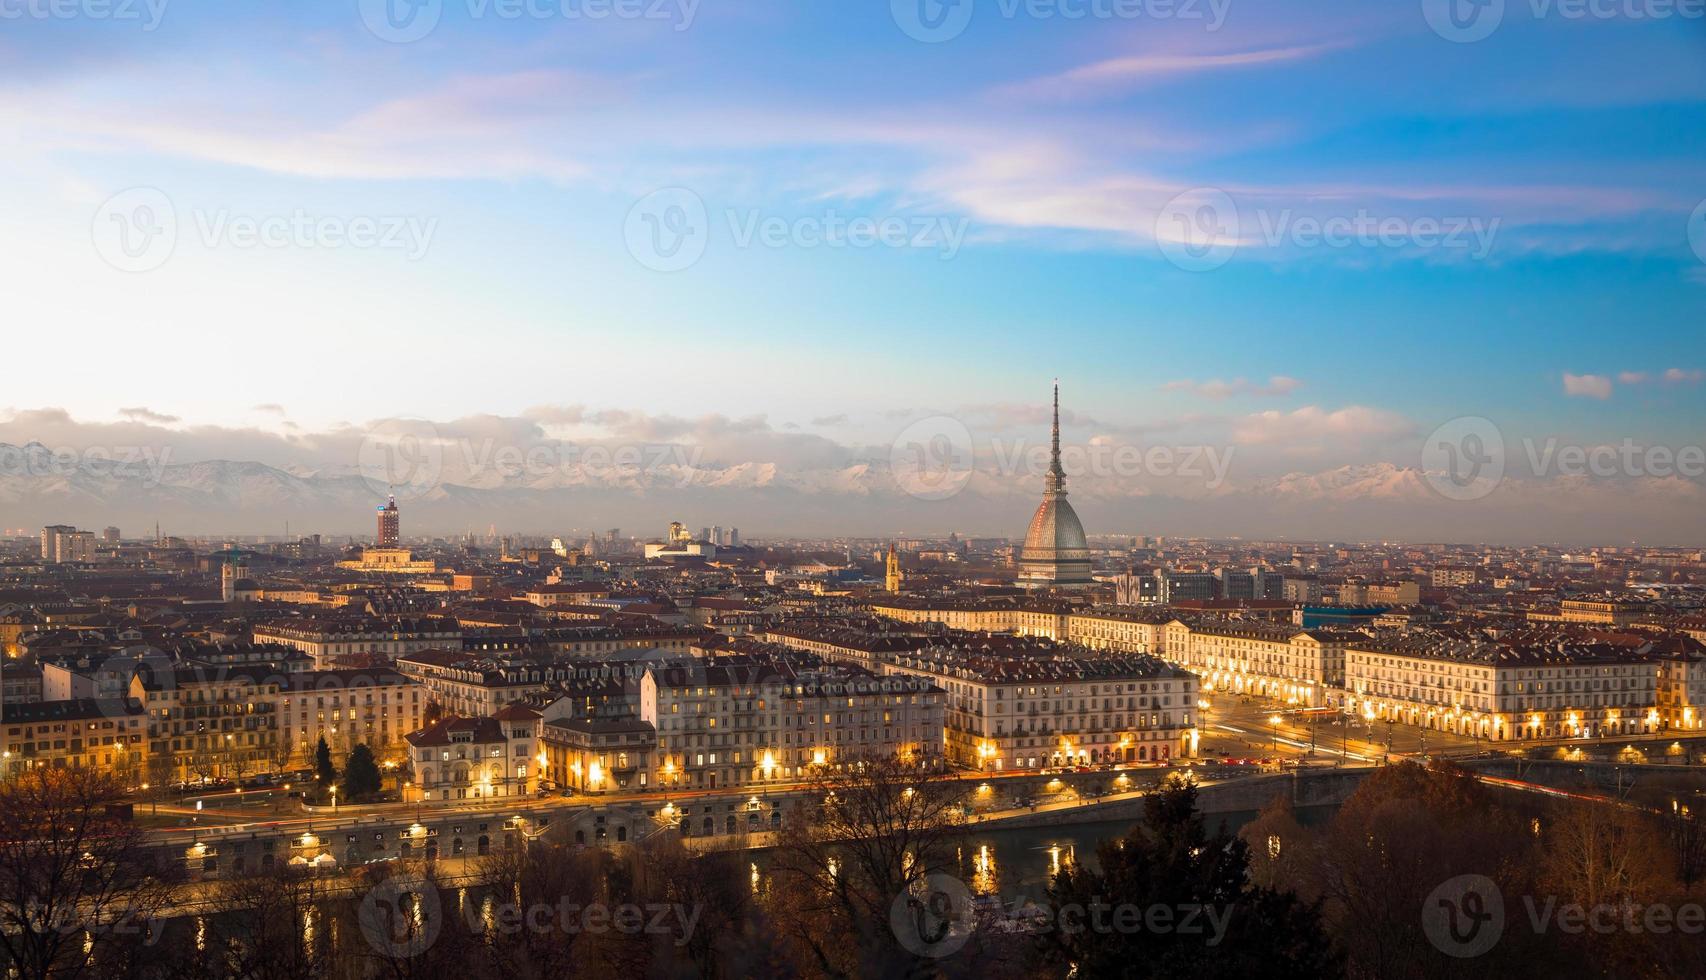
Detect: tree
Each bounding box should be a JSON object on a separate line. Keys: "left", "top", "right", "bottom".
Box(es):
{"left": 1540, "top": 798, "right": 1672, "bottom": 913}
{"left": 1306, "top": 760, "right": 1564, "bottom": 980}
{"left": 1045, "top": 774, "right": 1340, "bottom": 979}
{"left": 1240, "top": 791, "right": 1309, "bottom": 891}
{"left": 343, "top": 744, "right": 383, "bottom": 801}
{"left": 767, "top": 754, "right": 967, "bottom": 978}
{"left": 0, "top": 768, "right": 178, "bottom": 980}
{"left": 193, "top": 867, "right": 339, "bottom": 980}
{"left": 266, "top": 735, "right": 295, "bottom": 777}
{"left": 186, "top": 746, "right": 219, "bottom": 786}
{"left": 144, "top": 752, "right": 177, "bottom": 814}
{"left": 227, "top": 747, "right": 255, "bottom": 785}
{"left": 1666, "top": 803, "right": 1706, "bottom": 892}
{"left": 313, "top": 737, "right": 337, "bottom": 787}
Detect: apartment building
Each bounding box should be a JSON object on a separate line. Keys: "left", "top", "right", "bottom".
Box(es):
{"left": 867, "top": 596, "right": 1075, "bottom": 637}
{"left": 275, "top": 668, "right": 427, "bottom": 767}
{"left": 251, "top": 616, "right": 462, "bottom": 668}
{"left": 0, "top": 697, "right": 148, "bottom": 782}
{"left": 1163, "top": 619, "right": 1363, "bottom": 707}
{"left": 757, "top": 620, "right": 936, "bottom": 670}
{"left": 137, "top": 665, "right": 282, "bottom": 783}
{"left": 405, "top": 715, "right": 539, "bottom": 802}
{"left": 1527, "top": 597, "right": 1655, "bottom": 627}
{"left": 1063, "top": 606, "right": 1175, "bottom": 654}
{"left": 632, "top": 659, "right": 944, "bottom": 793}
{"left": 882, "top": 643, "right": 1198, "bottom": 770}
{"left": 1344, "top": 632, "right": 1663, "bottom": 740}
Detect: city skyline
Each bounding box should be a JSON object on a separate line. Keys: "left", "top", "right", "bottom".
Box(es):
{"left": 4, "top": 3, "right": 1704, "bottom": 544}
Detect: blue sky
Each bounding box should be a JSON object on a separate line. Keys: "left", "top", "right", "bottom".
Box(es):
{"left": 2, "top": 0, "right": 1705, "bottom": 539}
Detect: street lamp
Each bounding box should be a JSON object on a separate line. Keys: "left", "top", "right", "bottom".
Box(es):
{"left": 1269, "top": 714, "right": 1282, "bottom": 753}
{"left": 330, "top": 784, "right": 338, "bottom": 811}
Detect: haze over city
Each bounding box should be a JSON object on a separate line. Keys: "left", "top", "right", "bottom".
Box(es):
{"left": 4, "top": 1, "right": 1704, "bottom": 542}
{"left": 5, "top": 6, "right": 1706, "bottom": 980}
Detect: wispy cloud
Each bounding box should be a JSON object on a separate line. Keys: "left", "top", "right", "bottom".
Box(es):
{"left": 118, "top": 406, "right": 179, "bottom": 424}
{"left": 1004, "top": 42, "right": 1351, "bottom": 102}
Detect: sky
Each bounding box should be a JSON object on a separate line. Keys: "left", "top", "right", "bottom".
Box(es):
{"left": 2, "top": 0, "right": 1705, "bottom": 542}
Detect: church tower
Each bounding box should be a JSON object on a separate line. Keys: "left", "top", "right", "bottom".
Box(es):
{"left": 885, "top": 543, "right": 902, "bottom": 593}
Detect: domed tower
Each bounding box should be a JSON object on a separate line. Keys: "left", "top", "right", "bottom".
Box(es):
{"left": 1018, "top": 381, "right": 1092, "bottom": 588}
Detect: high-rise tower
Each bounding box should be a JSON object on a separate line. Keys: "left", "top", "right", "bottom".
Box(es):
{"left": 377, "top": 493, "right": 400, "bottom": 547}
{"left": 1017, "top": 381, "right": 1093, "bottom": 588}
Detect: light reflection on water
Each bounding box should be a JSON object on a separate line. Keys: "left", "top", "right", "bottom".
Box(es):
{"left": 752, "top": 810, "right": 1314, "bottom": 901}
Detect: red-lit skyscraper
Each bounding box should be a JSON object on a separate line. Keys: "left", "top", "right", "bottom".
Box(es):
{"left": 377, "top": 494, "right": 400, "bottom": 547}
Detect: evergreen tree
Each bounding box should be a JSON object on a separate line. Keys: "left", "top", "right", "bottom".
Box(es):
{"left": 313, "top": 737, "right": 337, "bottom": 787}
{"left": 1045, "top": 775, "right": 1341, "bottom": 979}
{"left": 342, "top": 744, "right": 383, "bottom": 801}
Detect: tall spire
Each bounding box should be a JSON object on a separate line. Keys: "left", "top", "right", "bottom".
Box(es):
{"left": 1045, "top": 378, "right": 1066, "bottom": 495}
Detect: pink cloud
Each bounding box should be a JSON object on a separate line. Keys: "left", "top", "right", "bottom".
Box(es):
{"left": 1563, "top": 373, "right": 1613, "bottom": 399}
